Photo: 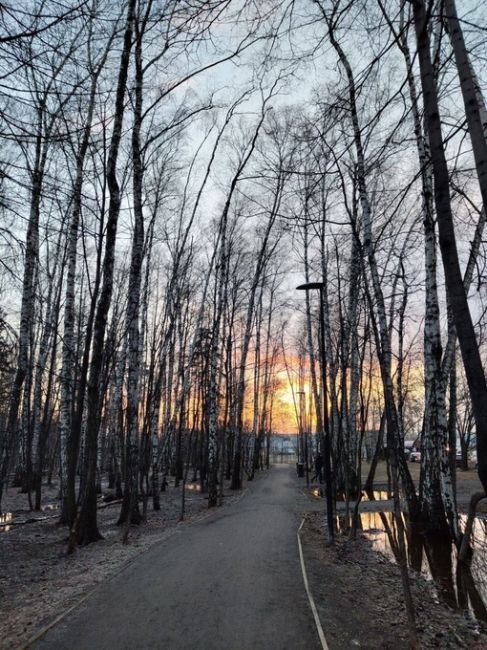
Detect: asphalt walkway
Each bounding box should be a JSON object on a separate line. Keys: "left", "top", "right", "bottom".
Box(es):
{"left": 33, "top": 464, "right": 320, "bottom": 649}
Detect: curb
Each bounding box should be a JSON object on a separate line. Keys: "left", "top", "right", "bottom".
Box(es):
{"left": 297, "top": 517, "right": 329, "bottom": 650}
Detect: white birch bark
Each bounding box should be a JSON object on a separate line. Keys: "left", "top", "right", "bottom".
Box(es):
{"left": 207, "top": 202, "right": 227, "bottom": 506}
{"left": 412, "top": 0, "right": 487, "bottom": 496}
{"left": 59, "top": 17, "right": 115, "bottom": 525}
{"left": 31, "top": 226, "right": 65, "bottom": 508}
{"left": 250, "top": 289, "right": 263, "bottom": 478}
{"left": 76, "top": 0, "right": 136, "bottom": 545}
{"left": 231, "top": 205, "right": 280, "bottom": 489}
{"left": 118, "top": 5, "right": 146, "bottom": 527}
{"left": 388, "top": 4, "right": 455, "bottom": 533}
{"left": 324, "top": 8, "right": 419, "bottom": 516}
{"left": 0, "top": 102, "right": 45, "bottom": 509}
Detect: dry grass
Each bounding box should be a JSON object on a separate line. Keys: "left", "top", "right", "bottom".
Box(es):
{"left": 361, "top": 461, "right": 485, "bottom": 510}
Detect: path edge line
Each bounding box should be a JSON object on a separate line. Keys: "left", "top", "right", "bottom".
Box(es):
{"left": 297, "top": 517, "right": 329, "bottom": 650}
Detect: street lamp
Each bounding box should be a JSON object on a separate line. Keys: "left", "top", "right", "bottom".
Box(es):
{"left": 296, "top": 282, "right": 335, "bottom": 544}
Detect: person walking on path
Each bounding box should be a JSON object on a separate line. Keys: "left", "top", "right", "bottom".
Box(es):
{"left": 311, "top": 453, "right": 323, "bottom": 484}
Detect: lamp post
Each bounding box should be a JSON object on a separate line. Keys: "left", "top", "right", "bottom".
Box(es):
{"left": 296, "top": 282, "right": 335, "bottom": 544}
{"left": 296, "top": 390, "right": 309, "bottom": 487}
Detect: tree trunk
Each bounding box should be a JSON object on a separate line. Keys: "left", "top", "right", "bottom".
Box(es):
{"left": 75, "top": 0, "right": 136, "bottom": 545}
{"left": 59, "top": 56, "right": 103, "bottom": 526}
{"left": 325, "top": 14, "right": 419, "bottom": 518}
{"left": 118, "top": 8, "right": 146, "bottom": 527}
{"left": 413, "top": 0, "right": 487, "bottom": 492}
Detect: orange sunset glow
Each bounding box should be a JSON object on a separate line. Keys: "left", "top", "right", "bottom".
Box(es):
{"left": 242, "top": 365, "right": 316, "bottom": 435}
{"left": 241, "top": 354, "right": 426, "bottom": 436}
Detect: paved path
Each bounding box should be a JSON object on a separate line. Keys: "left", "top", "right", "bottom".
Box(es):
{"left": 34, "top": 465, "right": 321, "bottom": 650}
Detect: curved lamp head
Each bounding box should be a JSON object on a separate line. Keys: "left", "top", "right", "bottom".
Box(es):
{"left": 296, "top": 282, "right": 324, "bottom": 291}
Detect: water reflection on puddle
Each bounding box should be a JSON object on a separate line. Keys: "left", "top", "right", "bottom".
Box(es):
{"left": 0, "top": 512, "right": 12, "bottom": 532}
{"left": 186, "top": 483, "right": 202, "bottom": 492}
{"left": 314, "top": 489, "right": 392, "bottom": 502}
{"left": 0, "top": 505, "right": 59, "bottom": 533}
{"left": 362, "top": 490, "right": 391, "bottom": 502}
{"left": 337, "top": 510, "right": 487, "bottom": 622}
{"left": 42, "top": 504, "right": 59, "bottom": 512}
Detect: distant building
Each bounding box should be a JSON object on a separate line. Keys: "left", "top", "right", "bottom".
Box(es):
{"left": 269, "top": 434, "right": 297, "bottom": 456}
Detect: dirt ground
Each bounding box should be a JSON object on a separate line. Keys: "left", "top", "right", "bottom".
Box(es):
{"left": 300, "top": 462, "right": 487, "bottom": 649}
{"left": 1, "top": 462, "right": 486, "bottom": 649}
{"left": 301, "top": 512, "right": 487, "bottom": 649}
{"left": 0, "top": 478, "right": 243, "bottom": 650}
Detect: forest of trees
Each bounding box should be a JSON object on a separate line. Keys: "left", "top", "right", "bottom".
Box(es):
{"left": 0, "top": 0, "right": 486, "bottom": 577}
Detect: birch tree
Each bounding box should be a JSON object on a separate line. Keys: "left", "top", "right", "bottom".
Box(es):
{"left": 412, "top": 0, "right": 487, "bottom": 494}
{"left": 75, "top": 0, "right": 136, "bottom": 545}
{"left": 0, "top": 14, "right": 88, "bottom": 512}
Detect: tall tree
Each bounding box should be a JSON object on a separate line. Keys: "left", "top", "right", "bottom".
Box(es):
{"left": 412, "top": 0, "right": 487, "bottom": 493}
{"left": 75, "top": 0, "right": 136, "bottom": 545}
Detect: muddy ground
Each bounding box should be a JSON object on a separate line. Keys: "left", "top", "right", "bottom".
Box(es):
{"left": 301, "top": 512, "right": 486, "bottom": 649}
{"left": 301, "top": 462, "right": 487, "bottom": 649}
{"left": 1, "top": 462, "right": 486, "bottom": 649}
{"left": 0, "top": 478, "right": 243, "bottom": 649}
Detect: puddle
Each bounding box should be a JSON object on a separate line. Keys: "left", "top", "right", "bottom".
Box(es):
{"left": 312, "top": 488, "right": 392, "bottom": 502}
{"left": 0, "top": 508, "right": 59, "bottom": 532}
{"left": 185, "top": 483, "right": 202, "bottom": 492}
{"left": 42, "top": 503, "right": 59, "bottom": 512}
{"left": 362, "top": 490, "right": 392, "bottom": 502}
{"left": 0, "top": 512, "right": 12, "bottom": 531}
{"left": 338, "top": 510, "right": 487, "bottom": 622}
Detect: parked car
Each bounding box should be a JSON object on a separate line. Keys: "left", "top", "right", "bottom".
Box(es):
{"left": 409, "top": 450, "right": 421, "bottom": 462}
{"left": 404, "top": 438, "right": 420, "bottom": 462}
